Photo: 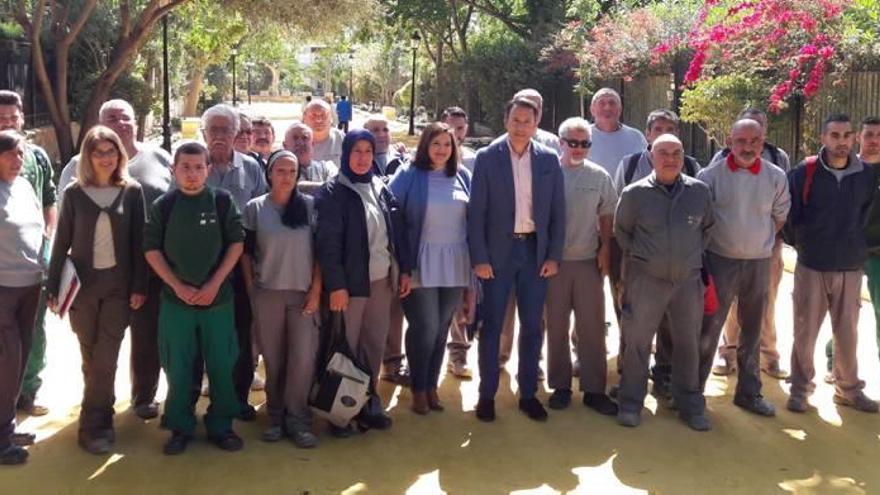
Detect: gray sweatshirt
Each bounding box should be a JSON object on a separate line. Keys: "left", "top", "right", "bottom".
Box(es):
{"left": 614, "top": 172, "right": 714, "bottom": 282}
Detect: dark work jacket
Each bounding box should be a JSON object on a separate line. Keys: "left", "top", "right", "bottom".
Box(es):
{"left": 786, "top": 150, "right": 874, "bottom": 271}
{"left": 315, "top": 174, "right": 405, "bottom": 297}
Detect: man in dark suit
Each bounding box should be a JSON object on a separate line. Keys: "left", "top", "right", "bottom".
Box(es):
{"left": 467, "top": 97, "right": 566, "bottom": 422}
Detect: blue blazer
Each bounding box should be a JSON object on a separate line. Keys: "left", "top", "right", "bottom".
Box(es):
{"left": 389, "top": 164, "right": 471, "bottom": 274}
{"left": 467, "top": 136, "right": 565, "bottom": 270}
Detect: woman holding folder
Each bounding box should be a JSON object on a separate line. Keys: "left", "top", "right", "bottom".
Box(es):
{"left": 47, "top": 126, "right": 147, "bottom": 455}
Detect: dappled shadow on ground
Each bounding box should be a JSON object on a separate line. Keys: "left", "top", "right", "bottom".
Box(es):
{"left": 3, "top": 268, "right": 880, "bottom": 494}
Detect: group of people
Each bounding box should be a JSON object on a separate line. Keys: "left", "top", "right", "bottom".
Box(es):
{"left": 1, "top": 83, "right": 879, "bottom": 466}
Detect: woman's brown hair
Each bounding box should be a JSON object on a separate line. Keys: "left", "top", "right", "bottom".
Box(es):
{"left": 76, "top": 125, "right": 130, "bottom": 187}
{"left": 412, "top": 122, "right": 459, "bottom": 177}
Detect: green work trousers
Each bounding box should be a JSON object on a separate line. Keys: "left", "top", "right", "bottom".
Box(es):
{"left": 158, "top": 295, "right": 239, "bottom": 436}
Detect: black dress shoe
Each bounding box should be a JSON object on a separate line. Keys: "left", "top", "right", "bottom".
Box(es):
{"left": 583, "top": 393, "right": 619, "bottom": 416}
{"left": 11, "top": 432, "right": 35, "bottom": 446}
{"left": 237, "top": 405, "right": 257, "bottom": 422}
{"left": 518, "top": 398, "right": 548, "bottom": 421}
{"left": 359, "top": 412, "right": 393, "bottom": 431}
{"left": 207, "top": 430, "right": 244, "bottom": 451}
{"left": 0, "top": 445, "right": 28, "bottom": 465}
{"left": 476, "top": 399, "right": 495, "bottom": 422}
{"left": 163, "top": 432, "right": 194, "bottom": 455}
{"left": 548, "top": 389, "right": 572, "bottom": 410}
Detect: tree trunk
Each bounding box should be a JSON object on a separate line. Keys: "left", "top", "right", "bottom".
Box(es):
{"left": 183, "top": 64, "right": 207, "bottom": 117}
{"left": 267, "top": 64, "right": 280, "bottom": 96}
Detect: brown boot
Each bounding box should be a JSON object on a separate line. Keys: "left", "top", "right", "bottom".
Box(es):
{"left": 427, "top": 389, "right": 444, "bottom": 412}
{"left": 411, "top": 391, "right": 429, "bottom": 415}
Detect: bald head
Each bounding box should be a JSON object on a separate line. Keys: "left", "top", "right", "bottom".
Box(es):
{"left": 651, "top": 134, "right": 685, "bottom": 184}
{"left": 729, "top": 118, "right": 765, "bottom": 167}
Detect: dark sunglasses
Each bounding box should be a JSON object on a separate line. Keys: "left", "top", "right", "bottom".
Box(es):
{"left": 562, "top": 138, "right": 591, "bottom": 149}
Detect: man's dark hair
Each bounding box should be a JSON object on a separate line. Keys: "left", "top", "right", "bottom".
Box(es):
{"left": 0, "top": 90, "right": 23, "bottom": 111}
{"left": 441, "top": 106, "right": 468, "bottom": 122}
{"left": 822, "top": 113, "right": 851, "bottom": 133}
{"left": 861, "top": 116, "right": 880, "bottom": 129}
{"left": 0, "top": 130, "right": 24, "bottom": 154}
{"left": 737, "top": 107, "right": 766, "bottom": 120}
{"left": 173, "top": 141, "right": 209, "bottom": 164}
{"left": 646, "top": 109, "right": 679, "bottom": 132}
{"left": 251, "top": 115, "right": 273, "bottom": 129}
{"left": 504, "top": 97, "right": 539, "bottom": 121}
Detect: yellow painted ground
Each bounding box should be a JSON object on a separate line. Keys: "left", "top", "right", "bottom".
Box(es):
{"left": 1, "top": 251, "right": 880, "bottom": 494}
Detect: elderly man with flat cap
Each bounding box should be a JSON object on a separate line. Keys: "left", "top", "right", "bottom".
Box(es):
{"left": 614, "top": 134, "right": 714, "bottom": 431}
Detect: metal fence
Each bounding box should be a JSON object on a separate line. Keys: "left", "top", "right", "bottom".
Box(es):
{"left": 581, "top": 71, "right": 880, "bottom": 165}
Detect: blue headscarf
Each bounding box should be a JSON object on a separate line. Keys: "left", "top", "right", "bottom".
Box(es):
{"left": 340, "top": 129, "right": 377, "bottom": 183}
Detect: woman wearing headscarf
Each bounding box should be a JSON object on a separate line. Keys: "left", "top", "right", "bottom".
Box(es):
{"left": 389, "top": 123, "right": 471, "bottom": 414}
{"left": 241, "top": 150, "right": 321, "bottom": 448}
{"left": 315, "top": 129, "right": 409, "bottom": 434}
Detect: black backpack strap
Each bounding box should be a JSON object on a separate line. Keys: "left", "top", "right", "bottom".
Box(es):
{"left": 764, "top": 143, "right": 781, "bottom": 168}
{"left": 624, "top": 153, "right": 641, "bottom": 185}
{"left": 158, "top": 189, "right": 180, "bottom": 249}
{"left": 684, "top": 156, "right": 699, "bottom": 177}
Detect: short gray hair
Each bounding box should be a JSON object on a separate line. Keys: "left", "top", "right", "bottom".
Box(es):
{"left": 364, "top": 114, "right": 388, "bottom": 128}
{"left": 646, "top": 109, "right": 680, "bottom": 131}
{"left": 590, "top": 87, "right": 621, "bottom": 106}
{"left": 303, "top": 98, "right": 331, "bottom": 115}
{"left": 99, "top": 99, "right": 135, "bottom": 121}
{"left": 284, "top": 120, "right": 312, "bottom": 140}
{"left": 558, "top": 117, "right": 591, "bottom": 139}
{"left": 201, "top": 104, "right": 239, "bottom": 134}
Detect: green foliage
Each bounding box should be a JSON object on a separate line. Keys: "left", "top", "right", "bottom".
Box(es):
{"left": 0, "top": 21, "right": 24, "bottom": 40}
{"left": 680, "top": 73, "right": 768, "bottom": 145}
{"left": 840, "top": 0, "right": 880, "bottom": 69}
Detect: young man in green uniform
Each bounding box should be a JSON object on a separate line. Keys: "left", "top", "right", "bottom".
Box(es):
{"left": 144, "top": 142, "right": 245, "bottom": 455}
{"left": 0, "top": 91, "right": 56, "bottom": 422}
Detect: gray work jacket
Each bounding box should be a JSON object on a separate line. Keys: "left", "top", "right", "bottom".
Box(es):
{"left": 614, "top": 172, "right": 714, "bottom": 282}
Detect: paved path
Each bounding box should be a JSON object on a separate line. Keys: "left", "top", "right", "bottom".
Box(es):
{"left": 5, "top": 109, "right": 880, "bottom": 493}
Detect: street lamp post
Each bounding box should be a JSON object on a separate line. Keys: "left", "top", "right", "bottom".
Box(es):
{"left": 245, "top": 62, "right": 253, "bottom": 106}
{"left": 231, "top": 48, "right": 238, "bottom": 106}
{"left": 408, "top": 31, "right": 421, "bottom": 136}
{"left": 348, "top": 52, "right": 354, "bottom": 100}
{"left": 161, "top": 14, "right": 171, "bottom": 153}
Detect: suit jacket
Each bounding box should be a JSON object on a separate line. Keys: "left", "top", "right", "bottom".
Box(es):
{"left": 467, "top": 135, "right": 565, "bottom": 270}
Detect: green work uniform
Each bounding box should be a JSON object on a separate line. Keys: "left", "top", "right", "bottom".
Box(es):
{"left": 144, "top": 186, "right": 244, "bottom": 435}
{"left": 19, "top": 145, "right": 56, "bottom": 404}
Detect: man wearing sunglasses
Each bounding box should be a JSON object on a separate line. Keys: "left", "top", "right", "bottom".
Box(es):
{"left": 544, "top": 117, "right": 618, "bottom": 415}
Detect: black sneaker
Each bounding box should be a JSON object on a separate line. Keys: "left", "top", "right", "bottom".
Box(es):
{"left": 163, "top": 432, "right": 194, "bottom": 455}
{"left": 548, "top": 389, "right": 572, "bottom": 410}
{"left": 0, "top": 445, "right": 28, "bottom": 465}
{"left": 518, "top": 398, "right": 548, "bottom": 421}
{"left": 583, "top": 393, "right": 619, "bottom": 416}
{"left": 207, "top": 430, "right": 244, "bottom": 452}
{"left": 133, "top": 401, "right": 160, "bottom": 420}
{"left": 476, "top": 399, "right": 495, "bottom": 422}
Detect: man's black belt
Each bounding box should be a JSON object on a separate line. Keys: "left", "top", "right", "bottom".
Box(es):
{"left": 512, "top": 232, "right": 536, "bottom": 241}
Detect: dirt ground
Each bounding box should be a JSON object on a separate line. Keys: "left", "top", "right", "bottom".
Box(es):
{"left": 2, "top": 249, "right": 879, "bottom": 495}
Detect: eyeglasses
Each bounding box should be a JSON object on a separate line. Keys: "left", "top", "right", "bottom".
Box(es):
{"left": 563, "top": 138, "right": 592, "bottom": 149}
{"left": 203, "top": 126, "right": 236, "bottom": 137}
{"left": 91, "top": 148, "right": 119, "bottom": 159}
